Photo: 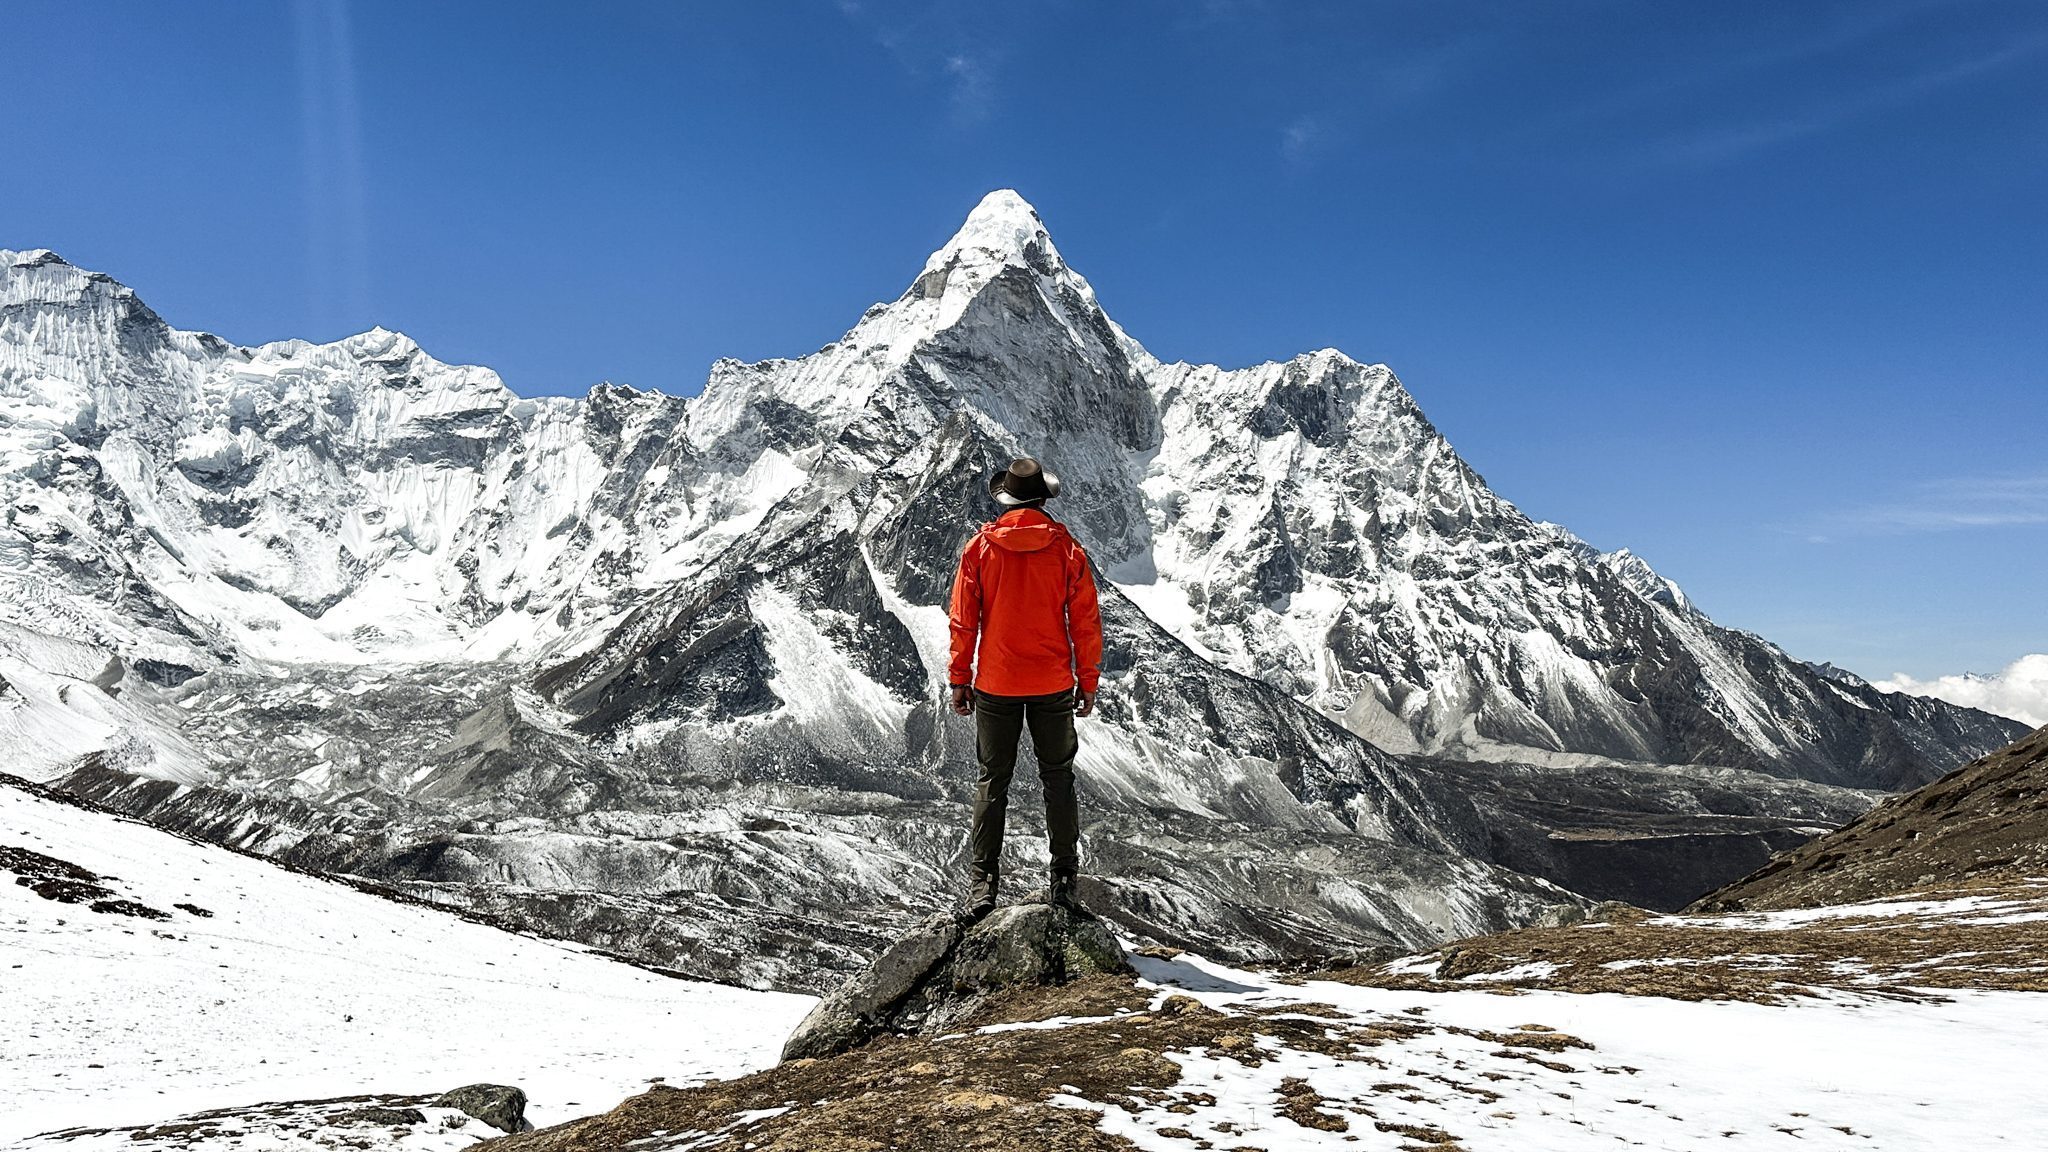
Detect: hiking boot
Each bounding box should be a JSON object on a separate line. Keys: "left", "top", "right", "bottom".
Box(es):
{"left": 957, "top": 873, "right": 998, "bottom": 924}
{"left": 1048, "top": 871, "right": 1083, "bottom": 913}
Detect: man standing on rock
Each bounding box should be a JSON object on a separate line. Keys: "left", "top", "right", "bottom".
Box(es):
{"left": 947, "top": 456, "right": 1103, "bottom": 922}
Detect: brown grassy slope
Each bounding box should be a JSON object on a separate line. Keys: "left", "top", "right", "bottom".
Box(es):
{"left": 1691, "top": 724, "right": 2048, "bottom": 912}
{"left": 472, "top": 978, "right": 1204, "bottom": 1152}
{"left": 477, "top": 974, "right": 1592, "bottom": 1152}
{"left": 1321, "top": 893, "right": 2048, "bottom": 1002}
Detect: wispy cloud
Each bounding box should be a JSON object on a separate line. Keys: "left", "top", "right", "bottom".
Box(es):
{"left": 1802, "top": 471, "right": 2048, "bottom": 541}
{"left": 942, "top": 53, "right": 993, "bottom": 125}
{"left": 1276, "top": 31, "right": 1494, "bottom": 170}
{"left": 836, "top": 2, "right": 1002, "bottom": 127}
{"left": 1374, "top": 33, "right": 1493, "bottom": 103}
{"left": 1547, "top": 0, "right": 1949, "bottom": 134}
{"left": 1502, "top": 3, "right": 2048, "bottom": 171}
{"left": 1280, "top": 115, "right": 1320, "bottom": 165}
{"left": 1874, "top": 653, "right": 2048, "bottom": 727}
{"left": 1648, "top": 34, "right": 2048, "bottom": 167}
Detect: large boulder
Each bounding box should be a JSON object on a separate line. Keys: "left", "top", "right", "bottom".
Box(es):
{"left": 432, "top": 1083, "right": 533, "bottom": 1134}
{"left": 781, "top": 901, "right": 1130, "bottom": 1061}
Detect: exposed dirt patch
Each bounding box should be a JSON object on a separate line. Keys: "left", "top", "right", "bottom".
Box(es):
{"left": 86, "top": 896, "right": 172, "bottom": 920}
{"left": 1, "top": 842, "right": 173, "bottom": 919}
{"left": 1275, "top": 1076, "right": 1348, "bottom": 1131}
{"left": 2, "top": 844, "right": 113, "bottom": 901}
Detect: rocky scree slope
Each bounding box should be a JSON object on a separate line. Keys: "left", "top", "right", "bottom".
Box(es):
{"left": 0, "top": 195, "right": 2020, "bottom": 990}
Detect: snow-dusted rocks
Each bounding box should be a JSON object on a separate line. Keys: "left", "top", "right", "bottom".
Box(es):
{"left": 433, "top": 1084, "right": 536, "bottom": 1135}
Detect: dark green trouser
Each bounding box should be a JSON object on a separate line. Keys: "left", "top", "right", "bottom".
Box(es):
{"left": 971, "top": 688, "right": 1080, "bottom": 888}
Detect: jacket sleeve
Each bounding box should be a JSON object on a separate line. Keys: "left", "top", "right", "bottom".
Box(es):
{"left": 947, "top": 537, "right": 982, "bottom": 688}
{"left": 1066, "top": 542, "right": 1103, "bottom": 694}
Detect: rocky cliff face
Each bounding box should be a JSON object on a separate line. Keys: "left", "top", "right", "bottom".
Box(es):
{"left": 0, "top": 194, "right": 2023, "bottom": 989}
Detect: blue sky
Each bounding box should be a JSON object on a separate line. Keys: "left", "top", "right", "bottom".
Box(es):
{"left": 5, "top": 0, "right": 2045, "bottom": 683}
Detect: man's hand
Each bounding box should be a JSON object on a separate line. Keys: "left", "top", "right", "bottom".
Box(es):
{"left": 949, "top": 685, "right": 975, "bottom": 716}
{"left": 1075, "top": 688, "right": 1098, "bottom": 718}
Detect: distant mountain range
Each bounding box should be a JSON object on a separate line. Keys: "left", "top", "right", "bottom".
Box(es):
{"left": 0, "top": 194, "right": 2024, "bottom": 989}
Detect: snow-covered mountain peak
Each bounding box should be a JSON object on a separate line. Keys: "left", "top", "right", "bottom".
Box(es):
{"left": 337, "top": 325, "right": 421, "bottom": 359}
{"left": 1, "top": 246, "right": 128, "bottom": 310}
{"left": 903, "top": 189, "right": 1099, "bottom": 327}
{"left": 1595, "top": 546, "right": 1694, "bottom": 613}
{"left": 4, "top": 247, "right": 68, "bottom": 269}
{"left": 928, "top": 188, "right": 1065, "bottom": 273}
{"left": 0, "top": 193, "right": 2025, "bottom": 792}
{"left": 1305, "top": 346, "right": 1366, "bottom": 368}
{"left": 0, "top": 197, "right": 2030, "bottom": 1008}
{"left": 682, "top": 190, "right": 1128, "bottom": 457}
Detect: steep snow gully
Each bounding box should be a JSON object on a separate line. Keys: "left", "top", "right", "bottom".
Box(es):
{"left": 0, "top": 193, "right": 2025, "bottom": 991}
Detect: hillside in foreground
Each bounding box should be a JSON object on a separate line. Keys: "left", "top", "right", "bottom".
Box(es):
{"left": 12, "top": 725, "right": 2046, "bottom": 1148}
{"left": 473, "top": 911, "right": 2048, "bottom": 1151}
{"left": 0, "top": 772, "right": 809, "bottom": 1146}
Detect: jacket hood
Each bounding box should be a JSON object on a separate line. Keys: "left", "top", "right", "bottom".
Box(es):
{"left": 984, "top": 508, "right": 1063, "bottom": 553}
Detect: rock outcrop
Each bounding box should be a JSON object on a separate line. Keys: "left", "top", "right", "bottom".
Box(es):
{"left": 781, "top": 901, "right": 1131, "bottom": 1061}
{"left": 24, "top": 1085, "right": 535, "bottom": 1148}
{"left": 433, "top": 1084, "right": 534, "bottom": 1134}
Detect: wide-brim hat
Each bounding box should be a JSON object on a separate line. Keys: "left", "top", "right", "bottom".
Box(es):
{"left": 988, "top": 456, "right": 1061, "bottom": 506}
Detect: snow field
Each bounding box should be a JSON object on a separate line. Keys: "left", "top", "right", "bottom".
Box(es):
{"left": 0, "top": 783, "right": 814, "bottom": 1143}
{"left": 1095, "top": 950, "right": 2048, "bottom": 1149}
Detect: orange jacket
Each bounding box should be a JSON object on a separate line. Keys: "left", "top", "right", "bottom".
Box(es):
{"left": 948, "top": 508, "right": 1103, "bottom": 697}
